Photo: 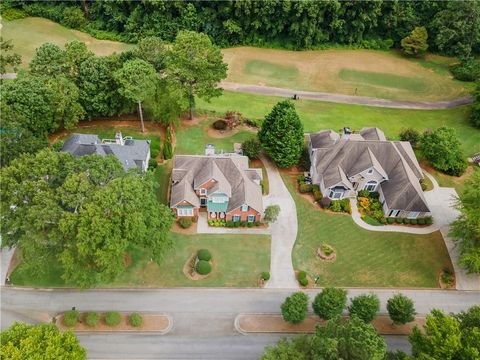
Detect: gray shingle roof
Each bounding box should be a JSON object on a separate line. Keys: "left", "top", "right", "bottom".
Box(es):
{"left": 170, "top": 155, "right": 263, "bottom": 213}
{"left": 61, "top": 133, "right": 150, "bottom": 171}
{"left": 311, "top": 128, "right": 429, "bottom": 213}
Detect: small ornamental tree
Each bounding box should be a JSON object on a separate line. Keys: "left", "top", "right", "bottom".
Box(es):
{"left": 104, "top": 311, "right": 122, "bottom": 326}
{"left": 85, "top": 311, "right": 100, "bottom": 327}
{"left": 264, "top": 205, "right": 281, "bottom": 223}
{"left": 399, "top": 127, "right": 421, "bottom": 148}
{"left": 312, "top": 287, "right": 347, "bottom": 320}
{"left": 258, "top": 100, "right": 304, "bottom": 168}
{"left": 401, "top": 26, "right": 429, "bottom": 57}
{"left": 421, "top": 127, "right": 467, "bottom": 176}
{"left": 281, "top": 292, "right": 309, "bottom": 324}
{"left": 128, "top": 313, "right": 144, "bottom": 327}
{"left": 387, "top": 294, "right": 416, "bottom": 325}
{"left": 348, "top": 293, "right": 380, "bottom": 323}
{"left": 63, "top": 310, "right": 80, "bottom": 327}
{"left": 242, "top": 138, "right": 261, "bottom": 159}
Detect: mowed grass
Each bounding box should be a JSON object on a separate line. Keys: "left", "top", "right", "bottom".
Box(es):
{"left": 283, "top": 174, "right": 453, "bottom": 288}
{"left": 10, "top": 233, "right": 270, "bottom": 287}
{"left": 175, "top": 119, "right": 256, "bottom": 155}
{"left": 197, "top": 91, "right": 480, "bottom": 156}
{"left": 223, "top": 47, "right": 468, "bottom": 101}
{"left": 153, "top": 160, "right": 172, "bottom": 204}
{"left": 1, "top": 17, "right": 134, "bottom": 68}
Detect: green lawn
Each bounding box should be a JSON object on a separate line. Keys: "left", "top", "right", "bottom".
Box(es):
{"left": 244, "top": 59, "right": 300, "bottom": 87}
{"left": 153, "top": 160, "right": 172, "bottom": 204}
{"left": 1, "top": 17, "right": 133, "bottom": 68}
{"left": 197, "top": 91, "right": 480, "bottom": 156}
{"left": 175, "top": 119, "right": 256, "bottom": 155}
{"left": 11, "top": 233, "right": 271, "bottom": 288}
{"left": 284, "top": 174, "right": 453, "bottom": 288}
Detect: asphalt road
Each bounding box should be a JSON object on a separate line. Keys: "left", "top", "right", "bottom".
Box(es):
{"left": 2, "top": 287, "right": 479, "bottom": 359}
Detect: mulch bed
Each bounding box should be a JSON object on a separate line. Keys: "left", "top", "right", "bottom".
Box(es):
{"left": 237, "top": 314, "right": 426, "bottom": 335}
{"left": 182, "top": 253, "right": 212, "bottom": 281}
{"left": 171, "top": 221, "right": 198, "bottom": 235}
{"left": 57, "top": 313, "right": 170, "bottom": 333}
{"left": 317, "top": 247, "right": 336, "bottom": 262}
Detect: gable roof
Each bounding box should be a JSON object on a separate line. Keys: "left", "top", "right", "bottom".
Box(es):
{"left": 310, "top": 128, "right": 429, "bottom": 213}
{"left": 171, "top": 155, "right": 263, "bottom": 213}
{"left": 62, "top": 133, "right": 150, "bottom": 171}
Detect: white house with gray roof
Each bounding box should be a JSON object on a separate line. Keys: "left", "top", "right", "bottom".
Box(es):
{"left": 309, "top": 127, "right": 430, "bottom": 219}
{"left": 170, "top": 145, "right": 263, "bottom": 222}
{"left": 62, "top": 132, "right": 150, "bottom": 172}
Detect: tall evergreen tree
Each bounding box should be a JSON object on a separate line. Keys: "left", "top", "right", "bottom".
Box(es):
{"left": 258, "top": 100, "right": 304, "bottom": 168}
{"left": 401, "top": 26, "right": 429, "bottom": 57}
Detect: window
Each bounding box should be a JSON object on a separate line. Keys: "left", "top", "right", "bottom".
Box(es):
{"left": 200, "top": 188, "right": 207, "bottom": 195}
{"left": 407, "top": 211, "right": 420, "bottom": 219}
{"left": 367, "top": 169, "right": 374, "bottom": 175}
{"left": 388, "top": 209, "right": 400, "bottom": 217}
{"left": 328, "top": 188, "right": 344, "bottom": 199}
{"left": 364, "top": 180, "right": 377, "bottom": 192}
{"left": 200, "top": 198, "right": 207, "bottom": 206}
{"left": 233, "top": 215, "right": 241, "bottom": 222}
{"left": 178, "top": 208, "right": 193, "bottom": 216}
{"left": 212, "top": 196, "right": 226, "bottom": 203}
{"left": 241, "top": 204, "right": 249, "bottom": 212}
{"left": 247, "top": 215, "right": 256, "bottom": 222}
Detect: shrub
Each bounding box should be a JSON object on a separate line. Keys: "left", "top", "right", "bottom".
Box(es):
{"left": 425, "top": 216, "right": 433, "bottom": 225}
{"left": 52, "top": 140, "right": 64, "bottom": 152}
{"left": 358, "top": 189, "right": 370, "bottom": 198}
{"left": 60, "top": 6, "right": 86, "bottom": 29}
{"left": 104, "top": 312, "right": 122, "bottom": 327}
{"left": 0, "top": 6, "right": 27, "bottom": 21}
{"left": 418, "top": 218, "right": 426, "bottom": 225}
{"left": 243, "top": 118, "right": 261, "bottom": 128}
{"left": 264, "top": 204, "right": 281, "bottom": 223}
{"left": 261, "top": 271, "right": 270, "bottom": 281}
{"left": 254, "top": 221, "right": 261, "bottom": 226}
{"left": 299, "top": 183, "right": 313, "bottom": 193}
{"left": 191, "top": 216, "right": 198, "bottom": 223}
{"left": 297, "top": 175, "right": 305, "bottom": 184}
{"left": 197, "top": 249, "right": 212, "bottom": 261}
{"left": 85, "top": 312, "right": 100, "bottom": 327}
{"left": 240, "top": 221, "right": 247, "bottom": 227}
{"left": 226, "top": 220, "right": 234, "bottom": 227}
{"left": 299, "top": 278, "right": 308, "bottom": 287}
{"left": 281, "top": 292, "right": 309, "bottom": 324}
{"left": 387, "top": 294, "right": 416, "bottom": 325}
{"left": 196, "top": 260, "right": 212, "bottom": 275}
{"left": 320, "top": 243, "right": 334, "bottom": 256}
{"left": 339, "top": 199, "right": 351, "bottom": 213}
{"left": 148, "top": 158, "right": 158, "bottom": 169}
{"left": 247, "top": 222, "right": 253, "bottom": 227}
{"left": 233, "top": 221, "right": 240, "bottom": 227}
{"left": 297, "top": 146, "right": 311, "bottom": 171}
{"left": 242, "top": 138, "right": 261, "bottom": 159}
{"left": 178, "top": 217, "right": 192, "bottom": 229}
{"left": 63, "top": 310, "right": 79, "bottom": 327}
{"left": 312, "top": 287, "right": 347, "bottom": 320}
{"left": 297, "top": 271, "right": 307, "bottom": 281}
{"left": 450, "top": 59, "right": 480, "bottom": 82}
{"left": 313, "top": 189, "right": 323, "bottom": 202}
{"left": 151, "top": 148, "right": 160, "bottom": 159}
{"left": 213, "top": 120, "right": 227, "bottom": 130}
{"left": 410, "top": 219, "right": 418, "bottom": 225}
{"left": 163, "top": 141, "right": 173, "bottom": 160}
{"left": 128, "top": 313, "right": 143, "bottom": 327}
{"left": 396, "top": 218, "right": 403, "bottom": 224}
{"left": 319, "top": 197, "right": 331, "bottom": 209}
{"left": 399, "top": 127, "right": 421, "bottom": 147}
{"left": 387, "top": 217, "right": 395, "bottom": 224}
{"left": 348, "top": 293, "right": 380, "bottom": 323}
{"left": 330, "top": 201, "right": 342, "bottom": 212}
{"left": 403, "top": 218, "right": 409, "bottom": 224}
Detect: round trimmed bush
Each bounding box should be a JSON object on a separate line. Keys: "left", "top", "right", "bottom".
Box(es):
{"left": 196, "top": 260, "right": 212, "bottom": 275}
{"left": 319, "top": 197, "right": 332, "bottom": 209}
{"left": 128, "top": 313, "right": 143, "bottom": 327}
{"left": 213, "top": 120, "right": 227, "bottom": 130}
{"left": 418, "top": 218, "right": 426, "bottom": 225}
{"left": 104, "top": 311, "right": 122, "bottom": 327}
{"left": 197, "top": 249, "right": 212, "bottom": 261}
{"left": 85, "top": 311, "right": 100, "bottom": 327}
{"left": 403, "top": 218, "right": 409, "bottom": 224}
{"left": 63, "top": 310, "right": 79, "bottom": 327}
{"left": 410, "top": 219, "right": 417, "bottom": 225}
{"left": 178, "top": 218, "right": 192, "bottom": 229}
{"left": 298, "top": 271, "right": 307, "bottom": 280}
{"left": 299, "top": 278, "right": 308, "bottom": 287}
{"left": 387, "top": 217, "right": 395, "bottom": 224}
{"left": 261, "top": 271, "right": 270, "bottom": 281}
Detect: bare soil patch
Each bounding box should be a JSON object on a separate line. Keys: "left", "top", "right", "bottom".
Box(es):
{"left": 237, "top": 314, "right": 425, "bottom": 335}
{"left": 57, "top": 313, "right": 170, "bottom": 333}
{"left": 171, "top": 221, "right": 198, "bottom": 235}
{"left": 207, "top": 127, "right": 240, "bottom": 138}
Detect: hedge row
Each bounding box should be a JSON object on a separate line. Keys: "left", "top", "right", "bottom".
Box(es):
{"left": 62, "top": 310, "right": 144, "bottom": 328}
{"left": 386, "top": 216, "right": 433, "bottom": 225}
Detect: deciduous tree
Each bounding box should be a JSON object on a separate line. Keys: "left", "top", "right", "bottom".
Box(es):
{"left": 0, "top": 322, "right": 86, "bottom": 360}
{"left": 64, "top": 40, "right": 93, "bottom": 77}
{"left": 258, "top": 100, "right": 304, "bottom": 168}
{"left": 0, "top": 37, "right": 21, "bottom": 74}
{"left": 264, "top": 205, "right": 280, "bottom": 224}
{"left": 348, "top": 293, "right": 380, "bottom": 323}
{"left": 29, "top": 42, "right": 66, "bottom": 76}
{"left": 165, "top": 30, "right": 227, "bottom": 120}
{"left": 281, "top": 292, "right": 309, "bottom": 324}
{"left": 312, "top": 287, "right": 347, "bottom": 320}
{"left": 387, "top": 293, "right": 416, "bottom": 325}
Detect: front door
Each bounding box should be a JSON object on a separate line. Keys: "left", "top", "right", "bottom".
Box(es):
{"left": 200, "top": 198, "right": 207, "bottom": 207}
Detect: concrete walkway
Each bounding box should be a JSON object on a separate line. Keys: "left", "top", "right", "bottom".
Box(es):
{"left": 260, "top": 156, "right": 299, "bottom": 289}
{"left": 196, "top": 213, "right": 271, "bottom": 235}
{"left": 0, "top": 247, "right": 15, "bottom": 285}
{"left": 221, "top": 81, "right": 473, "bottom": 110}
{"left": 422, "top": 172, "right": 480, "bottom": 291}
{"left": 350, "top": 198, "right": 439, "bottom": 234}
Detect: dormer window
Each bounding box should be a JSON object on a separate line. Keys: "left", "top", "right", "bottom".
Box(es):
{"left": 200, "top": 188, "right": 207, "bottom": 195}
{"left": 364, "top": 180, "right": 377, "bottom": 192}
{"left": 241, "top": 204, "right": 249, "bottom": 212}
{"left": 367, "top": 169, "right": 374, "bottom": 175}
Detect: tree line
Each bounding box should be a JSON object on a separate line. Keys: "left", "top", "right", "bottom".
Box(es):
{"left": 5, "top": 0, "right": 479, "bottom": 59}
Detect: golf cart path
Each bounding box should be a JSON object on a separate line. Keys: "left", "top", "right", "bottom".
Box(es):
{"left": 221, "top": 81, "right": 473, "bottom": 110}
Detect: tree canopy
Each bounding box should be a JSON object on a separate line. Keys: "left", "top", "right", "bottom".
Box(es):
{"left": 258, "top": 100, "right": 304, "bottom": 168}
{"left": 401, "top": 27, "right": 428, "bottom": 57}
{"left": 312, "top": 287, "right": 347, "bottom": 320}
{"left": 0, "top": 322, "right": 86, "bottom": 360}
{"left": 0, "top": 149, "right": 175, "bottom": 288}
{"left": 281, "top": 292, "right": 309, "bottom": 324}
{"left": 471, "top": 83, "right": 480, "bottom": 129}
{"left": 450, "top": 171, "right": 480, "bottom": 274}
{"left": 387, "top": 293, "right": 416, "bottom": 325}
{"left": 29, "top": 42, "right": 66, "bottom": 76}
{"left": 0, "top": 37, "right": 21, "bottom": 74}
{"left": 348, "top": 293, "right": 380, "bottom": 323}
{"left": 165, "top": 30, "right": 227, "bottom": 119}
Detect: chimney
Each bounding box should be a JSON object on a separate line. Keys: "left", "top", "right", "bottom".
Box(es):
{"left": 115, "top": 132, "right": 124, "bottom": 146}
{"left": 342, "top": 127, "right": 352, "bottom": 140}
{"left": 205, "top": 144, "right": 215, "bottom": 156}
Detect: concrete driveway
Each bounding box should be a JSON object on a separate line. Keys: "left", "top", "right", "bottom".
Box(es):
{"left": 260, "top": 156, "right": 298, "bottom": 289}
{"left": 423, "top": 173, "right": 480, "bottom": 290}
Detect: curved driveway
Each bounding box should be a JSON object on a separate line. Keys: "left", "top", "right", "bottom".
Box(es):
{"left": 221, "top": 81, "right": 473, "bottom": 110}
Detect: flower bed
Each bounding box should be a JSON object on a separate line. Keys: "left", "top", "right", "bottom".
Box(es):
{"left": 357, "top": 191, "right": 385, "bottom": 224}
{"left": 317, "top": 243, "right": 336, "bottom": 261}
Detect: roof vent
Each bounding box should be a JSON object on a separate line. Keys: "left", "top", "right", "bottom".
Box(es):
{"left": 342, "top": 127, "right": 352, "bottom": 140}
{"left": 205, "top": 144, "right": 215, "bottom": 156}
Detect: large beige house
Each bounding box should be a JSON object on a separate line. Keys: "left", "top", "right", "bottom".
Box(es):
{"left": 309, "top": 127, "right": 430, "bottom": 219}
